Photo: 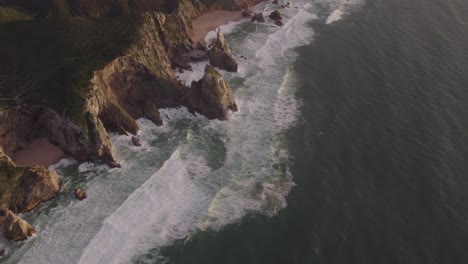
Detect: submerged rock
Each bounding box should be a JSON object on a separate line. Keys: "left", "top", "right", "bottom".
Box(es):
{"left": 189, "top": 65, "right": 238, "bottom": 120}
{"left": 1, "top": 208, "right": 36, "bottom": 241}
{"left": 275, "top": 20, "right": 284, "bottom": 26}
{"left": 269, "top": 10, "right": 282, "bottom": 21}
{"left": 208, "top": 30, "right": 238, "bottom": 72}
{"left": 74, "top": 188, "right": 87, "bottom": 201}
{"left": 131, "top": 136, "right": 141, "bottom": 147}
{"left": 251, "top": 12, "right": 266, "bottom": 23}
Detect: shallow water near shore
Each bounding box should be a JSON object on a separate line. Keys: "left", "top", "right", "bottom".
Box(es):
{"left": 4, "top": 0, "right": 468, "bottom": 263}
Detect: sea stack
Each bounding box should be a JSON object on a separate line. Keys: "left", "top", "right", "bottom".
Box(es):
{"left": 1, "top": 208, "right": 36, "bottom": 241}
{"left": 208, "top": 30, "right": 238, "bottom": 72}
{"left": 189, "top": 65, "right": 238, "bottom": 120}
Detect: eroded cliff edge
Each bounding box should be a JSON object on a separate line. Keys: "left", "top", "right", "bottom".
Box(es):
{"left": 0, "top": 0, "right": 254, "bottom": 237}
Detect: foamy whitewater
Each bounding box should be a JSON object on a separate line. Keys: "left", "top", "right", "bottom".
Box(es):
{"left": 2, "top": 1, "right": 363, "bottom": 263}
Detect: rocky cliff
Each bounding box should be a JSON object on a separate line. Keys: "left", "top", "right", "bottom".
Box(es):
{"left": 0, "top": 0, "right": 250, "bottom": 241}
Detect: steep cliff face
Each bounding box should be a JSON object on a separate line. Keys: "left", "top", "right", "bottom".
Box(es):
{"left": 0, "top": 147, "right": 61, "bottom": 213}
{"left": 82, "top": 12, "right": 190, "bottom": 161}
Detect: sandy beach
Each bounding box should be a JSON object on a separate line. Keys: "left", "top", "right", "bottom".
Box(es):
{"left": 191, "top": 10, "right": 244, "bottom": 43}
{"left": 13, "top": 137, "right": 68, "bottom": 168}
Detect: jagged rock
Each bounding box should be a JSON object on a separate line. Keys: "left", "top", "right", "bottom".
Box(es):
{"left": 242, "top": 8, "right": 253, "bottom": 17}
{"left": 1, "top": 209, "right": 36, "bottom": 241}
{"left": 251, "top": 12, "right": 266, "bottom": 22}
{"left": 269, "top": 10, "right": 282, "bottom": 21}
{"left": 195, "top": 40, "right": 207, "bottom": 50}
{"left": 74, "top": 188, "right": 87, "bottom": 201}
{"left": 0, "top": 248, "right": 5, "bottom": 256}
{"left": 131, "top": 136, "right": 141, "bottom": 147}
{"left": 143, "top": 101, "right": 163, "bottom": 126}
{"left": 275, "top": 20, "right": 283, "bottom": 26}
{"left": 0, "top": 147, "right": 61, "bottom": 212}
{"left": 189, "top": 65, "right": 238, "bottom": 120}
{"left": 208, "top": 30, "right": 238, "bottom": 72}
{"left": 273, "top": 0, "right": 279, "bottom": 4}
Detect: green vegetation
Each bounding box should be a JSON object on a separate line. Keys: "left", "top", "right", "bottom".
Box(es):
{"left": 0, "top": 15, "right": 141, "bottom": 122}
{"left": 0, "top": 6, "right": 32, "bottom": 23}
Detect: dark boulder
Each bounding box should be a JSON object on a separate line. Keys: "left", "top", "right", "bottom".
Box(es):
{"left": 269, "top": 10, "right": 283, "bottom": 21}
{"left": 251, "top": 12, "right": 266, "bottom": 23}
{"left": 2, "top": 209, "right": 36, "bottom": 241}
{"left": 74, "top": 188, "right": 87, "bottom": 201}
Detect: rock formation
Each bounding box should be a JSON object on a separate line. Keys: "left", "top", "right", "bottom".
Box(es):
{"left": 74, "top": 188, "right": 87, "bottom": 201}
{"left": 189, "top": 65, "right": 238, "bottom": 120}
{"left": 251, "top": 12, "right": 266, "bottom": 22}
{"left": 208, "top": 30, "right": 238, "bottom": 72}
{"left": 0, "top": 208, "right": 36, "bottom": 241}
{"left": 269, "top": 10, "right": 282, "bottom": 21}
{"left": 0, "top": 147, "right": 61, "bottom": 212}
{"left": 131, "top": 136, "right": 142, "bottom": 146}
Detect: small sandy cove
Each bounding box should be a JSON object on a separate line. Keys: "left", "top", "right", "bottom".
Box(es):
{"left": 191, "top": 10, "right": 243, "bottom": 43}
{"left": 13, "top": 137, "right": 68, "bottom": 168}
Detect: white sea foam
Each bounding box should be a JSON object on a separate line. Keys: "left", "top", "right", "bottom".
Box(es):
{"left": 48, "top": 158, "right": 76, "bottom": 171}
{"left": 321, "top": 0, "right": 365, "bottom": 24}
{"left": 326, "top": 8, "right": 345, "bottom": 24}
{"left": 175, "top": 61, "right": 209, "bottom": 87}
{"left": 78, "top": 149, "right": 212, "bottom": 264}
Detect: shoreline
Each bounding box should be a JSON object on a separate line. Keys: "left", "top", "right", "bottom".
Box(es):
{"left": 190, "top": 10, "right": 244, "bottom": 43}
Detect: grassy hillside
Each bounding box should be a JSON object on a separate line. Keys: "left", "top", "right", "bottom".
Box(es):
{"left": 0, "top": 15, "right": 141, "bottom": 119}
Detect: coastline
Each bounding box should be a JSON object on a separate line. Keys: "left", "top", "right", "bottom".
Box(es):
{"left": 190, "top": 10, "right": 244, "bottom": 43}
{"left": 12, "top": 9, "right": 253, "bottom": 169}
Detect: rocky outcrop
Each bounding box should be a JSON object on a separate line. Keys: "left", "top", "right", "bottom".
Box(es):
{"left": 242, "top": 8, "right": 253, "bottom": 17}
{"left": 0, "top": 208, "right": 36, "bottom": 241}
{"left": 208, "top": 30, "right": 238, "bottom": 72}
{"left": 189, "top": 65, "right": 238, "bottom": 120}
{"left": 269, "top": 10, "right": 282, "bottom": 21}
{"left": 0, "top": 147, "right": 61, "bottom": 213}
{"left": 251, "top": 12, "right": 265, "bottom": 22}
{"left": 0, "top": 106, "right": 119, "bottom": 168}
{"left": 74, "top": 188, "right": 87, "bottom": 201}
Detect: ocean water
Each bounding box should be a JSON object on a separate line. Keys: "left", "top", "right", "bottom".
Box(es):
{"left": 4, "top": 0, "right": 468, "bottom": 263}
